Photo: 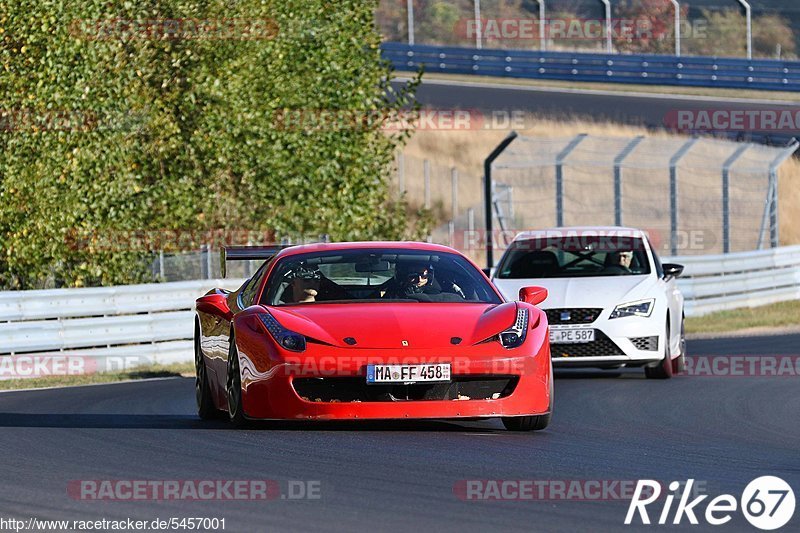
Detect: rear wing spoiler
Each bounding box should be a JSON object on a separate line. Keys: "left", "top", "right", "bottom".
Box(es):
{"left": 220, "top": 245, "right": 286, "bottom": 278}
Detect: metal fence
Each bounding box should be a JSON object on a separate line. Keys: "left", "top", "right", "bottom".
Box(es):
{"left": 382, "top": 43, "right": 800, "bottom": 92}
{"left": 674, "top": 245, "right": 800, "bottom": 316}
{"left": 150, "top": 248, "right": 260, "bottom": 282}
{"left": 379, "top": 1, "right": 797, "bottom": 62}
{"left": 0, "top": 279, "right": 243, "bottom": 372}
{"left": 485, "top": 133, "right": 798, "bottom": 258}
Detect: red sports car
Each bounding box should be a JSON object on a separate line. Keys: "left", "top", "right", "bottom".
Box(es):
{"left": 194, "top": 242, "right": 553, "bottom": 431}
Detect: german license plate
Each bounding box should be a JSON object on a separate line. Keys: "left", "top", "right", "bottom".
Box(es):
{"left": 549, "top": 328, "right": 595, "bottom": 344}
{"left": 366, "top": 364, "right": 451, "bottom": 384}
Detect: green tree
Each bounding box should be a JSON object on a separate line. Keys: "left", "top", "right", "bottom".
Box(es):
{"left": 0, "top": 0, "right": 422, "bottom": 289}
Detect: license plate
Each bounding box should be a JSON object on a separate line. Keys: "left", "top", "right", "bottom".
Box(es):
{"left": 549, "top": 328, "right": 595, "bottom": 344}
{"left": 366, "top": 364, "right": 451, "bottom": 384}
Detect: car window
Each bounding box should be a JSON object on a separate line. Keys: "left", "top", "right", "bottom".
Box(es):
{"left": 260, "top": 249, "right": 502, "bottom": 305}
{"left": 317, "top": 262, "right": 394, "bottom": 286}
{"left": 239, "top": 259, "right": 273, "bottom": 308}
{"left": 496, "top": 236, "right": 652, "bottom": 279}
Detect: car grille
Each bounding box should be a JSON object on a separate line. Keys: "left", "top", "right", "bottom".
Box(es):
{"left": 293, "top": 376, "right": 518, "bottom": 403}
{"left": 551, "top": 331, "right": 625, "bottom": 358}
{"left": 545, "top": 308, "right": 603, "bottom": 325}
{"left": 630, "top": 336, "right": 659, "bottom": 351}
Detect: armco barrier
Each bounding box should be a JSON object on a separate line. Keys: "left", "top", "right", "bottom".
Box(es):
{"left": 0, "top": 279, "right": 244, "bottom": 376}
{"left": 669, "top": 245, "right": 800, "bottom": 316}
{"left": 1, "top": 247, "right": 799, "bottom": 378}
{"left": 382, "top": 42, "right": 800, "bottom": 92}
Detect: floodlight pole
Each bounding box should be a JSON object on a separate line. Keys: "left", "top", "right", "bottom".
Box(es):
{"left": 534, "top": 0, "right": 546, "bottom": 51}
{"left": 736, "top": 0, "right": 752, "bottom": 60}
{"left": 670, "top": 0, "right": 681, "bottom": 57}
{"left": 407, "top": 0, "right": 415, "bottom": 45}
{"left": 474, "top": 0, "right": 482, "bottom": 49}
{"left": 599, "top": 0, "right": 612, "bottom": 53}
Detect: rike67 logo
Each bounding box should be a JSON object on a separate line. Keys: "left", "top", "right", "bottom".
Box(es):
{"left": 626, "top": 477, "right": 795, "bottom": 530}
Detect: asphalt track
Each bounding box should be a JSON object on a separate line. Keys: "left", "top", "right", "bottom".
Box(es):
{"left": 0, "top": 335, "right": 798, "bottom": 532}
{"left": 394, "top": 78, "right": 800, "bottom": 143}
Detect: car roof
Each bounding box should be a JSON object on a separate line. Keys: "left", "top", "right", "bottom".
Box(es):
{"left": 512, "top": 226, "right": 649, "bottom": 241}
{"left": 273, "top": 241, "right": 463, "bottom": 259}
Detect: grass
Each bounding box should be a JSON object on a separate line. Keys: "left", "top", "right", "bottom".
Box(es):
{"left": 0, "top": 362, "right": 194, "bottom": 391}
{"left": 410, "top": 72, "right": 800, "bottom": 102}
{"left": 685, "top": 300, "right": 800, "bottom": 334}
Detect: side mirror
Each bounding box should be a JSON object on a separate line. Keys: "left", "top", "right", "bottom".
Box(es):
{"left": 662, "top": 263, "right": 684, "bottom": 279}
{"left": 519, "top": 286, "right": 548, "bottom": 306}
{"left": 196, "top": 293, "right": 233, "bottom": 320}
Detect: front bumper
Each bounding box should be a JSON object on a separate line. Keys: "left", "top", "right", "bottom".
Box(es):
{"left": 549, "top": 314, "right": 664, "bottom": 367}
{"left": 236, "top": 344, "right": 552, "bottom": 421}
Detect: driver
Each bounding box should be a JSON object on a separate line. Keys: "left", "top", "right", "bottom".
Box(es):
{"left": 288, "top": 264, "right": 323, "bottom": 303}
{"left": 604, "top": 250, "right": 634, "bottom": 274}
{"left": 382, "top": 261, "right": 440, "bottom": 298}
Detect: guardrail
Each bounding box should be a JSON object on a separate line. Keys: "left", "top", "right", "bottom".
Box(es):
{"left": 0, "top": 279, "right": 244, "bottom": 377}
{"left": 382, "top": 42, "right": 800, "bottom": 92}
{"left": 1, "top": 247, "right": 798, "bottom": 378}
{"left": 669, "top": 245, "right": 800, "bottom": 316}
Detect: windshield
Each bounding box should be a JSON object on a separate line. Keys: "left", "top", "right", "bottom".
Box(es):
{"left": 262, "top": 249, "right": 502, "bottom": 305}
{"left": 496, "top": 236, "right": 652, "bottom": 279}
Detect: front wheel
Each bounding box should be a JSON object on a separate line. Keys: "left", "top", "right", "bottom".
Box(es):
{"left": 672, "top": 315, "right": 687, "bottom": 374}
{"left": 502, "top": 413, "right": 551, "bottom": 431}
{"left": 226, "top": 337, "right": 248, "bottom": 428}
{"left": 645, "top": 322, "right": 674, "bottom": 379}
{"left": 195, "top": 324, "right": 219, "bottom": 420}
{"left": 503, "top": 367, "right": 553, "bottom": 431}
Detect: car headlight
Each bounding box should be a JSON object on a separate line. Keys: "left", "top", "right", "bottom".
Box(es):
{"left": 258, "top": 312, "right": 307, "bottom": 352}
{"left": 499, "top": 308, "right": 528, "bottom": 349}
{"left": 609, "top": 299, "right": 655, "bottom": 319}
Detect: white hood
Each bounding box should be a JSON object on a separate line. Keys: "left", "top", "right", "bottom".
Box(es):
{"left": 493, "top": 275, "right": 657, "bottom": 309}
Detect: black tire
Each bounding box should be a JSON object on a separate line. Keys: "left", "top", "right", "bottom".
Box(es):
{"left": 226, "top": 335, "right": 248, "bottom": 428}
{"left": 645, "top": 321, "right": 674, "bottom": 379}
{"left": 502, "top": 365, "right": 553, "bottom": 431}
{"left": 195, "top": 321, "right": 219, "bottom": 420}
{"left": 672, "top": 315, "right": 687, "bottom": 374}
{"left": 502, "top": 413, "right": 551, "bottom": 431}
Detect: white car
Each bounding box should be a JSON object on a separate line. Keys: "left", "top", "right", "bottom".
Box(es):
{"left": 491, "top": 227, "right": 686, "bottom": 379}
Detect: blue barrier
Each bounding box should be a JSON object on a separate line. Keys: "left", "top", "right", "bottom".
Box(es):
{"left": 382, "top": 42, "right": 800, "bottom": 92}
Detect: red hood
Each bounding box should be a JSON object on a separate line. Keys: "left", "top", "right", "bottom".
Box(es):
{"left": 265, "top": 303, "right": 518, "bottom": 349}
